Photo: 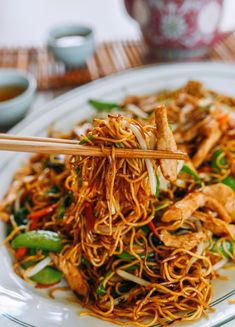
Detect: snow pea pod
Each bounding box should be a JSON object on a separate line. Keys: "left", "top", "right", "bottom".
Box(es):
{"left": 31, "top": 267, "right": 62, "bottom": 285}
{"left": 11, "top": 230, "right": 63, "bottom": 252}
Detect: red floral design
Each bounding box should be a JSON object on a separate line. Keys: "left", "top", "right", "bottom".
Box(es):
{"left": 125, "top": 0, "right": 224, "bottom": 50}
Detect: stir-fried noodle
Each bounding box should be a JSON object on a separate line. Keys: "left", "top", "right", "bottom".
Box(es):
{"left": 1, "top": 81, "right": 235, "bottom": 326}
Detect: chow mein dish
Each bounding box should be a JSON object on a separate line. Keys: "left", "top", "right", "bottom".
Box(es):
{"left": 1, "top": 81, "right": 235, "bottom": 326}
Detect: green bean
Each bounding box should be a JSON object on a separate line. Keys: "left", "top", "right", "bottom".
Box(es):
{"left": 11, "top": 230, "right": 63, "bottom": 252}
{"left": 30, "top": 267, "right": 62, "bottom": 285}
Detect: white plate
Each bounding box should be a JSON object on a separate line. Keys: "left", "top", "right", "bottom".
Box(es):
{"left": 1, "top": 62, "right": 235, "bottom": 327}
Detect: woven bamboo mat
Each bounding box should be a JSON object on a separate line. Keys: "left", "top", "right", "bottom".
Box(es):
{"left": 0, "top": 36, "right": 235, "bottom": 90}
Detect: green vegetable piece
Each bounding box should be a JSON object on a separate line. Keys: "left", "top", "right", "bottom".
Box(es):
{"left": 155, "top": 174, "right": 160, "bottom": 198}
{"left": 211, "top": 148, "right": 227, "bottom": 172}
{"left": 75, "top": 166, "right": 80, "bottom": 176}
{"left": 117, "top": 251, "right": 154, "bottom": 261}
{"left": 11, "top": 230, "right": 63, "bottom": 252}
{"left": 115, "top": 142, "right": 123, "bottom": 148}
{"left": 31, "top": 267, "right": 62, "bottom": 285}
{"left": 21, "top": 260, "right": 37, "bottom": 269}
{"left": 97, "top": 281, "right": 106, "bottom": 296}
{"left": 89, "top": 99, "right": 119, "bottom": 112}
{"left": 79, "top": 134, "right": 95, "bottom": 145}
{"left": 97, "top": 271, "right": 112, "bottom": 296}
{"left": 180, "top": 164, "right": 202, "bottom": 185}
{"left": 56, "top": 202, "right": 66, "bottom": 220}
{"left": 117, "top": 251, "right": 136, "bottom": 260}
{"left": 221, "top": 175, "right": 235, "bottom": 192}
{"left": 210, "top": 237, "right": 234, "bottom": 259}
{"left": 155, "top": 200, "right": 171, "bottom": 212}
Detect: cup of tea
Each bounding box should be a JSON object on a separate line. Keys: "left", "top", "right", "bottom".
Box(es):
{"left": 124, "top": 0, "right": 234, "bottom": 60}
{"left": 0, "top": 69, "right": 36, "bottom": 127}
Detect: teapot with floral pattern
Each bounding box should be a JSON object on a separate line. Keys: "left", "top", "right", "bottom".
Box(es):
{"left": 124, "top": 0, "right": 233, "bottom": 60}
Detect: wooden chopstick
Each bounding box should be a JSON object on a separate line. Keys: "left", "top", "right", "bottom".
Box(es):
{"left": 0, "top": 134, "right": 188, "bottom": 160}
{"left": 0, "top": 133, "right": 78, "bottom": 145}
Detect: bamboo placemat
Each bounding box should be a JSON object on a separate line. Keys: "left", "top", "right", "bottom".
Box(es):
{"left": 0, "top": 36, "right": 234, "bottom": 90}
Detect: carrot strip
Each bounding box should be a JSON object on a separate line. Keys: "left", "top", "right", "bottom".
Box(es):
{"left": 28, "top": 203, "right": 58, "bottom": 220}
{"left": 148, "top": 221, "right": 159, "bottom": 238}
{"left": 15, "top": 247, "right": 27, "bottom": 259}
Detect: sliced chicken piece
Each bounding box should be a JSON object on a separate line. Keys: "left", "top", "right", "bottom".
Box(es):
{"left": 162, "top": 192, "right": 232, "bottom": 224}
{"left": 183, "top": 117, "right": 210, "bottom": 142}
{"left": 192, "top": 118, "right": 222, "bottom": 168}
{"left": 50, "top": 254, "right": 89, "bottom": 297}
{"left": 203, "top": 183, "right": 235, "bottom": 222}
{"left": 160, "top": 229, "right": 206, "bottom": 250}
{"left": 155, "top": 105, "right": 178, "bottom": 182}
{"left": 203, "top": 216, "right": 235, "bottom": 240}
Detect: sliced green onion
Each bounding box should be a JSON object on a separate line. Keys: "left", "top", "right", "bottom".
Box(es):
{"left": 89, "top": 99, "right": 120, "bottom": 112}
{"left": 155, "top": 200, "right": 171, "bottom": 212}
{"left": 117, "top": 251, "right": 154, "bottom": 261}
{"left": 211, "top": 148, "right": 227, "bottom": 172}
{"left": 180, "top": 164, "right": 202, "bottom": 185}
{"left": 221, "top": 175, "right": 235, "bottom": 192}
{"left": 155, "top": 174, "right": 160, "bottom": 198}
{"left": 79, "top": 135, "right": 95, "bottom": 145}
{"left": 97, "top": 271, "right": 113, "bottom": 296}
